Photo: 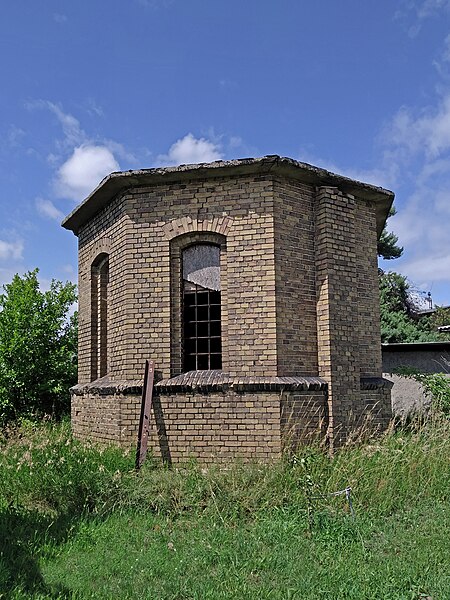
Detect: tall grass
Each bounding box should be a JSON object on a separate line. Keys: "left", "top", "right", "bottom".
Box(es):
{"left": 1, "top": 416, "right": 449, "bottom": 598}
{"left": 0, "top": 419, "right": 134, "bottom": 515}
{"left": 1, "top": 415, "right": 449, "bottom": 520}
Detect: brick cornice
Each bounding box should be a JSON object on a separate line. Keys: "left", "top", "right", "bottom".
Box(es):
{"left": 62, "top": 155, "right": 394, "bottom": 236}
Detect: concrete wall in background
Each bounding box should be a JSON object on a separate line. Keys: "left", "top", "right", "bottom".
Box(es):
{"left": 382, "top": 342, "right": 450, "bottom": 418}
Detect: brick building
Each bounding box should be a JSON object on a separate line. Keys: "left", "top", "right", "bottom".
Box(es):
{"left": 62, "top": 156, "right": 394, "bottom": 461}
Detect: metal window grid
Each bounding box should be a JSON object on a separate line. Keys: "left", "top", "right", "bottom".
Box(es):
{"left": 183, "top": 283, "right": 222, "bottom": 371}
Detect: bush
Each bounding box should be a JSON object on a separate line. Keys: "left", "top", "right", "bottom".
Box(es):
{"left": 0, "top": 270, "right": 77, "bottom": 424}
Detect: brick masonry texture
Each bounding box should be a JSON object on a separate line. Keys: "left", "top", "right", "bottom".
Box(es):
{"left": 77, "top": 174, "right": 278, "bottom": 381}
{"left": 273, "top": 178, "right": 318, "bottom": 376}
{"left": 72, "top": 381, "right": 327, "bottom": 462}
{"left": 67, "top": 157, "right": 394, "bottom": 458}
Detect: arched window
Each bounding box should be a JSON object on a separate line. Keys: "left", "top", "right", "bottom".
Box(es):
{"left": 91, "top": 253, "right": 109, "bottom": 381}
{"left": 182, "top": 244, "right": 222, "bottom": 371}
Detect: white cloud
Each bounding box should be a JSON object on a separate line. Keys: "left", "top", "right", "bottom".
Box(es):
{"left": 7, "top": 125, "right": 25, "bottom": 148}
{"left": 55, "top": 145, "right": 120, "bottom": 201}
{"left": 416, "top": 0, "right": 450, "bottom": 19}
{"left": 25, "top": 101, "right": 135, "bottom": 203}
{"left": 136, "top": 0, "right": 174, "bottom": 8}
{"left": 36, "top": 198, "right": 64, "bottom": 221}
{"left": 61, "top": 264, "right": 75, "bottom": 275}
{"left": 47, "top": 103, "right": 85, "bottom": 148}
{"left": 378, "top": 89, "right": 450, "bottom": 299}
{"left": 389, "top": 174, "right": 450, "bottom": 242}
{"left": 416, "top": 156, "right": 450, "bottom": 183}
{"left": 329, "top": 163, "right": 396, "bottom": 190}
{"left": 53, "top": 13, "right": 68, "bottom": 23}
{"left": 386, "top": 93, "right": 450, "bottom": 158}
{"left": 27, "top": 101, "right": 85, "bottom": 149}
{"left": 156, "top": 133, "right": 223, "bottom": 167}
{"left": 299, "top": 79, "right": 450, "bottom": 302}
{"left": 46, "top": 152, "right": 60, "bottom": 166}
{"left": 397, "top": 0, "right": 450, "bottom": 37}
{"left": 228, "top": 136, "right": 243, "bottom": 149}
{"left": 397, "top": 253, "right": 450, "bottom": 284}
{"left": 219, "top": 79, "right": 238, "bottom": 90}
{"left": 105, "top": 139, "right": 138, "bottom": 163}
{"left": 84, "top": 98, "right": 104, "bottom": 118}
{"left": 441, "top": 33, "right": 450, "bottom": 63}
{"left": 0, "top": 239, "right": 23, "bottom": 261}
{"left": 0, "top": 268, "right": 17, "bottom": 287}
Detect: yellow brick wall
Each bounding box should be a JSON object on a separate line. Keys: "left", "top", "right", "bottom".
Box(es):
{"left": 77, "top": 196, "right": 131, "bottom": 383}
{"left": 77, "top": 174, "right": 278, "bottom": 382}
{"left": 72, "top": 387, "right": 327, "bottom": 462}
{"left": 73, "top": 170, "right": 391, "bottom": 456}
{"left": 273, "top": 177, "right": 318, "bottom": 376}
{"left": 354, "top": 199, "right": 383, "bottom": 377}
{"left": 314, "top": 187, "right": 361, "bottom": 444}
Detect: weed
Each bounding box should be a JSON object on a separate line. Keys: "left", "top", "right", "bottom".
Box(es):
{"left": 0, "top": 416, "right": 449, "bottom": 598}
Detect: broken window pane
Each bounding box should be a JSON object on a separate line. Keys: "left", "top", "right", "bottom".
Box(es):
{"left": 182, "top": 244, "right": 222, "bottom": 371}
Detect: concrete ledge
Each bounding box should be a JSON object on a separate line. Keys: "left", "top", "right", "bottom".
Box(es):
{"left": 71, "top": 375, "right": 143, "bottom": 396}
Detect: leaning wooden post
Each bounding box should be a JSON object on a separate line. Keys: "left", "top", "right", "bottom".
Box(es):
{"left": 135, "top": 359, "right": 155, "bottom": 470}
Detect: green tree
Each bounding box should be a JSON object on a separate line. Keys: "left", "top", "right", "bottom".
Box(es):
{"left": 376, "top": 205, "right": 450, "bottom": 342}
{"left": 377, "top": 207, "right": 403, "bottom": 260}
{"left": 429, "top": 305, "right": 450, "bottom": 330}
{"left": 0, "top": 270, "right": 77, "bottom": 424}
{"left": 379, "top": 271, "right": 446, "bottom": 343}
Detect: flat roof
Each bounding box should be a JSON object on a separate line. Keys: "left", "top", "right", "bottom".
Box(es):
{"left": 62, "top": 155, "right": 395, "bottom": 235}
{"left": 382, "top": 341, "right": 450, "bottom": 352}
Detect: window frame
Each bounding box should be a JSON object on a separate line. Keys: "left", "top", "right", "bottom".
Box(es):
{"left": 170, "top": 232, "right": 226, "bottom": 376}
{"left": 182, "top": 245, "right": 222, "bottom": 371}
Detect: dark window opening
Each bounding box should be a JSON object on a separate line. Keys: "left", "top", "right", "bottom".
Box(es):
{"left": 91, "top": 254, "right": 109, "bottom": 381}
{"left": 182, "top": 244, "right": 221, "bottom": 371}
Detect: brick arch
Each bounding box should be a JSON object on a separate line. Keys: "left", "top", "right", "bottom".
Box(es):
{"left": 83, "top": 237, "right": 112, "bottom": 274}
{"left": 169, "top": 231, "right": 228, "bottom": 376}
{"left": 163, "top": 216, "right": 233, "bottom": 241}
{"left": 170, "top": 231, "right": 226, "bottom": 254}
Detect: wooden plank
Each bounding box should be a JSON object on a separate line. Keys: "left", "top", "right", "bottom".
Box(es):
{"left": 135, "top": 359, "right": 155, "bottom": 470}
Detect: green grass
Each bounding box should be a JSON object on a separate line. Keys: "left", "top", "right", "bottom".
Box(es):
{"left": 1, "top": 417, "right": 449, "bottom": 599}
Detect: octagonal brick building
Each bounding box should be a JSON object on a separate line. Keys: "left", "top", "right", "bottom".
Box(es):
{"left": 63, "top": 156, "right": 394, "bottom": 461}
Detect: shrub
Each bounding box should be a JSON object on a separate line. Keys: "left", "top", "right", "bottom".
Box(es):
{"left": 0, "top": 270, "right": 77, "bottom": 425}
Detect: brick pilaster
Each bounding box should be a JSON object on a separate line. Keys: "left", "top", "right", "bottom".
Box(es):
{"left": 315, "top": 186, "right": 360, "bottom": 446}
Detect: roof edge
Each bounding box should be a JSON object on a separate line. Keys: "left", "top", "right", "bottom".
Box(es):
{"left": 62, "top": 155, "right": 395, "bottom": 235}
{"left": 382, "top": 341, "right": 450, "bottom": 351}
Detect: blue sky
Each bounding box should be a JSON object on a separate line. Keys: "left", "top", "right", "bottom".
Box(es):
{"left": 1, "top": 0, "right": 450, "bottom": 305}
